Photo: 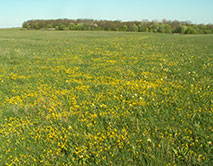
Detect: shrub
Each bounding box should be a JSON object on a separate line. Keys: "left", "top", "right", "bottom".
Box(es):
{"left": 128, "top": 24, "right": 138, "bottom": 32}
{"left": 185, "top": 26, "right": 197, "bottom": 34}
{"left": 138, "top": 25, "right": 149, "bottom": 32}
{"left": 149, "top": 23, "right": 159, "bottom": 32}
{"left": 158, "top": 24, "right": 173, "bottom": 33}
{"left": 56, "top": 24, "right": 66, "bottom": 30}
{"left": 176, "top": 25, "right": 188, "bottom": 34}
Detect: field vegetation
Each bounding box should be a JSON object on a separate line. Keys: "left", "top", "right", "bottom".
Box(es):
{"left": 0, "top": 29, "right": 212, "bottom": 165}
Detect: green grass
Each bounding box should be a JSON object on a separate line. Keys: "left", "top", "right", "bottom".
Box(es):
{"left": 0, "top": 29, "right": 212, "bottom": 165}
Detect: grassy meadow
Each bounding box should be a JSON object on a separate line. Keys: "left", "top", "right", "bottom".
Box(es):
{"left": 0, "top": 29, "right": 212, "bottom": 165}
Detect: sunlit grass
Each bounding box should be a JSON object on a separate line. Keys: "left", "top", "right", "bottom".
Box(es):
{"left": 0, "top": 29, "right": 212, "bottom": 165}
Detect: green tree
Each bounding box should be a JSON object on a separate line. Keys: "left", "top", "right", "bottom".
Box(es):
{"left": 149, "top": 23, "right": 159, "bottom": 32}
{"left": 158, "top": 24, "right": 173, "bottom": 33}
{"left": 56, "top": 24, "right": 66, "bottom": 30}
{"left": 22, "top": 19, "right": 213, "bottom": 34}
{"left": 120, "top": 25, "right": 128, "bottom": 31}
{"left": 138, "top": 25, "right": 149, "bottom": 32}
{"left": 128, "top": 24, "right": 138, "bottom": 32}
{"left": 76, "top": 23, "right": 84, "bottom": 30}
{"left": 176, "top": 25, "right": 187, "bottom": 34}
{"left": 185, "top": 26, "right": 197, "bottom": 34}
{"left": 47, "top": 24, "right": 53, "bottom": 28}
{"left": 34, "top": 22, "right": 41, "bottom": 30}
{"left": 69, "top": 23, "right": 76, "bottom": 30}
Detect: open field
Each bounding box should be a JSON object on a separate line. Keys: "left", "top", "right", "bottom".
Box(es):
{"left": 0, "top": 29, "right": 212, "bottom": 165}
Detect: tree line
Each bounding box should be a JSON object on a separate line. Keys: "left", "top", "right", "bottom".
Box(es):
{"left": 22, "top": 19, "right": 213, "bottom": 34}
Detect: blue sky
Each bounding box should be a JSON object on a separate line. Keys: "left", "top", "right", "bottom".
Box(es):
{"left": 0, "top": 0, "right": 213, "bottom": 28}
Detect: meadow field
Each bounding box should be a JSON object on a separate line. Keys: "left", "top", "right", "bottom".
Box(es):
{"left": 0, "top": 29, "right": 212, "bottom": 165}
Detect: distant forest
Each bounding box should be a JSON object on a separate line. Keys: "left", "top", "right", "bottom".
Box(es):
{"left": 22, "top": 19, "right": 213, "bottom": 34}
